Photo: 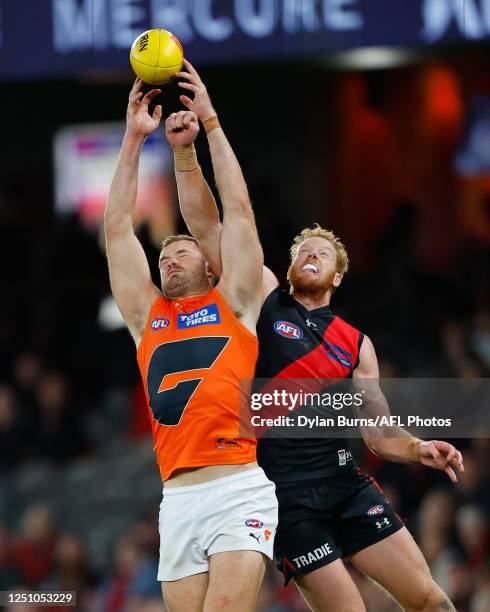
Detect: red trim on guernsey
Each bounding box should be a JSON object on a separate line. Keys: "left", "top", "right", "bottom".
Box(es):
{"left": 356, "top": 467, "right": 385, "bottom": 495}
{"left": 370, "top": 477, "right": 384, "bottom": 494}
{"left": 270, "top": 316, "right": 361, "bottom": 380}
{"left": 283, "top": 558, "right": 296, "bottom": 572}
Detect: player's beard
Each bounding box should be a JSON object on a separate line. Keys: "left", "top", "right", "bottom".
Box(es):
{"left": 289, "top": 266, "right": 337, "bottom": 299}
{"left": 163, "top": 263, "right": 210, "bottom": 299}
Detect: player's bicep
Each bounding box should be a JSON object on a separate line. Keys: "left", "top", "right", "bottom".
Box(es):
{"left": 352, "top": 335, "right": 390, "bottom": 426}
{"left": 219, "top": 211, "right": 264, "bottom": 306}
{"left": 353, "top": 335, "right": 379, "bottom": 379}
{"left": 195, "top": 221, "right": 222, "bottom": 277}
{"left": 105, "top": 225, "right": 158, "bottom": 338}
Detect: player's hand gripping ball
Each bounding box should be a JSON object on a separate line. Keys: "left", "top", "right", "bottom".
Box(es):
{"left": 130, "top": 29, "right": 184, "bottom": 85}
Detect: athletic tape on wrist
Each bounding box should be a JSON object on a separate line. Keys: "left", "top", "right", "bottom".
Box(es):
{"left": 173, "top": 144, "right": 198, "bottom": 172}
{"left": 408, "top": 438, "right": 423, "bottom": 463}
{"left": 203, "top": 116, "right": 220, "bottom": 135}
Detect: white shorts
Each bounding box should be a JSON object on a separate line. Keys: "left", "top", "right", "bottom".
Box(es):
{"left": 157, "top": 467, "right": 278, "bottom": 581}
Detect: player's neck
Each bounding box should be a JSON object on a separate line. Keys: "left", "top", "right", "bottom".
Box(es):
{"left": 165, "top": 284, "right": 212, "bottom": 301}
{"left": 291, "top": 290, "right": 332, "bottom": 311}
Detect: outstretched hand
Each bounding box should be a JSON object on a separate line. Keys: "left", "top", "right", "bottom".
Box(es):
{"left": 126, "top": 78, "right": 163, "bottom": 139}
{"left": 165, "top": 111, "right": 200, "bottom": 148}
{"left": 418, "top": 440, "right": 464, "bottom": 482}
{"left": 176, "top": 59, "right": 216, "bottom": 122}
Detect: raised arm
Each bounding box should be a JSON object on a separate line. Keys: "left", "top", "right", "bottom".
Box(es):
{"left": 171, "top": 59, "right": 279, "bottom": 304}
{"left": 173, "top": 60, "right": 263, "bottom": 332}
{"left": 354, "top": 336, "right": 464, "bottom": 482}
{"left": 206, "top": 118, "right": 264, "bottom": 331}
{"left": 164, "top": 107, "right": 222, "bottom": 276}
{"left": 165, "top": 58, "right": 222, "bottom": 275}
{"left": 104, "top": 79, "right": 162, "bottom": 345}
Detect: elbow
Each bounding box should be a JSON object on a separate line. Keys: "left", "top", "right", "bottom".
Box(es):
{"left": 364, "top": 437, "right": 383, "bottom": 457}
{"left": 237, "top": 195, "right": 253, "bottom": 211}
{"left": 197, "top": 221, "right": 222, "bottom": 243}
{"left": 232, "top": 196, "right": 255, "bottom": 221}
{"left": 104, "top": 208, "right": 132, "bottom": 235}
{"left": 103, "top": 214, "right": 118, "bottom": 239}
{"left": 222, "top": 197, "right": 256, "bottom": 226}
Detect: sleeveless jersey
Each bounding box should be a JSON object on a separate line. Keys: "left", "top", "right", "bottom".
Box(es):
{"left": 255, "top": 288, "right": 364, "bottom": 484}
{"left": 137, "top": 287, "right": 258, "bottom": 481}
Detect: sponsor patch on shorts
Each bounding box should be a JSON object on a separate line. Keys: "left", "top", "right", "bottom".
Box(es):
{"left": 366, "top": 504, "right": 384, "bottom": 517}
{"left": 245, "top": 519, "right": 264, "bottom": 528}
{"left": 293, "top": 543, "right": 333, "bottom": 568}
{"left": 374, "top": 517, "right": 392, "bottom": 531}
{"left": 338, "top": 449, "right": 353, "bottom": 466}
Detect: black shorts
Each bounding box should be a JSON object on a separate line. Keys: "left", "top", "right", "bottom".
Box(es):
{"left": 274, "top": 469, "right": 404, "bottom": 585}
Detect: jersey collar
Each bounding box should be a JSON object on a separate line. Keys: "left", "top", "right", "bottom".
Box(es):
{"left": 285, "top": 290, "right": 333, "bottom": 317}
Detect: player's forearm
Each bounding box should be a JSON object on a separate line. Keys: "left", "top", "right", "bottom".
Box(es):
{"left": 173, "top": 147, "right": 221, "bottom": 237}
{"left": 172, "top": 144, "right": 223, "bottom": 275}
{"left": 366, "top": 428, "right": 422, "bottom": 464}
{"left": 206, "top": 126, "right": 252, "bottom": 218}
{"left": 105, "top": 132, "right": 144, "bottom": 230}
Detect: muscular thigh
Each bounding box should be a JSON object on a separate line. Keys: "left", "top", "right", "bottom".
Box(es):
{"left": 204, "top": 550, "right": 266, "bottom": 612}
{"left": 350, "top": 527, "right": 441, "bottom": 609}
{"left": 296, "top": 559, "right": 366, "bottom": 612}
{"left": 162, "top": 572, "right": 208, "bottom": 612}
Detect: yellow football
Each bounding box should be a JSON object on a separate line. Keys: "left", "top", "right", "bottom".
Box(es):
{"left": 130, "top": 29, "right": 184, "bottom": 85}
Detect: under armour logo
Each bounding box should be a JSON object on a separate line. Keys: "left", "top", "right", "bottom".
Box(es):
{"left": 305, "top": 319, "right": 317, "bottom": 329}
{"left": 375, "top": 518, "right": 391, "bottom": 530}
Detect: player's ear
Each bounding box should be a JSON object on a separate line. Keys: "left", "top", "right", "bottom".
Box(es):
{"left": 333, "top": 272, "right": 343, "bottom": 288}
{"left": 286, "top": 265, "right": 291, "bottom": 282}
{"left": 205, "top": 262, "right": 217, "bottom": 285}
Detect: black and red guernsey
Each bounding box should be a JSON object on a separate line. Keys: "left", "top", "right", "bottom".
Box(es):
{"left": 255, "top": 287, "right": 364, "bottom": 484}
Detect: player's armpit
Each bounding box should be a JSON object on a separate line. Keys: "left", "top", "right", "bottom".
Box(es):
{"left": 263, "top": 266, "right": 279, "bottom": 303}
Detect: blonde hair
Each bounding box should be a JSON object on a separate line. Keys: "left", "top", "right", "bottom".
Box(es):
{"left": 160, "top": 234, "right": 199, "bottom": 253}
{"left": 290, "top": 225, "right": 349, "bottom": 274}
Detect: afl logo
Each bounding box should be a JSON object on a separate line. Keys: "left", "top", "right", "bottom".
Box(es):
{"left": 366, "top": 505, "right": 384, "bottom": 517}
{"left": 245, "top": 519, "right": 264, "bottom": 528}
{"left": 274, "top": 320, "right": 303, "bottom": 339}
{"left": 151, "top": 316, "right": 170, "bottom": 331}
